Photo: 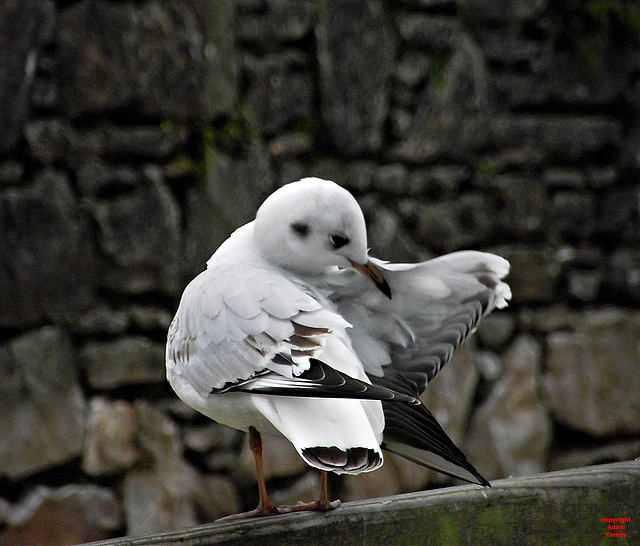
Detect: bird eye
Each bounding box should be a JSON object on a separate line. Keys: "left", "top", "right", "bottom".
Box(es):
{"left": 291, "top": 222, "right": 310, "bottom": 238}
{"left": 330, "top": 234, "right": 350, "bottom": 249}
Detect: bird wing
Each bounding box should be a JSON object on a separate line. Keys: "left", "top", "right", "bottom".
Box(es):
{"left": 321, "top": 250, "right": 509, "bottom": 485}
{"left": 371, "top": 369, "right": 489, "bottom": 485}
{"left": 166, "top": 262, "right": 414, "bottom": 402}
{"left": 327, "top": 250, "right": 511, "bottom": 392}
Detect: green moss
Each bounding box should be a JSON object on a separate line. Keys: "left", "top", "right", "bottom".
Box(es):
{"left": 196, "top": 125, "right": 215, "bottom": 190}
{"left": 475, "top": 159, "right": 499, "bottom": 177}
{"left": 475, "top": 504, "right": 517, "bottom": 544}
{"left": 427, "top": 55, "right": 449, "bottom": 93}
{"left": 166, "top": 155, "right": 199, "bottom": 177}
{"left": 293, "top": 114, "right": 317, "bottom": 137}
{"left": 437, "top": 512, "right": 463, "bottom": 545}
{"left": 587, "top": 0, "right": 640, "bottom": 40}
{"left": 546, "top": 226, "right": 563, "bottom": 248}
{"left": 160, "top": 119, "right": 174, "bottom": 132}
{"left": 220, "top": 105, "right": 259, "bottom": 143}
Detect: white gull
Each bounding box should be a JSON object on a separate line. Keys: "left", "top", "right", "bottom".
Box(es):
{"left": 166, "top": 177, "right": 511, "bottom": 518}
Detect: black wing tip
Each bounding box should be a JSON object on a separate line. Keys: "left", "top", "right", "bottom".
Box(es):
{"left": 380, "top": 395, "right": 491, "bottom": 487}
{"left": 382, "top": 440, "right": 490, "bottom": 487}
{"left": 458, "top": 466, "right": 490, "bottom": 488}
{"left": 446, "top": 468, "right": 491, "bottom": 488}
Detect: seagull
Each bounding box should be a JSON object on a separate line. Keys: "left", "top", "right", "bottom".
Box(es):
{"left": 166, "top": 177, "right": 511, "bottom": 519}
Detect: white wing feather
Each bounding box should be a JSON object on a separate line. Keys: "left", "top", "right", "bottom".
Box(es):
{"left": 327, "top": 250, "right": 511, "bottom": 387}
{"left": 166, "top": 263, "right": 351, "bottom": 397}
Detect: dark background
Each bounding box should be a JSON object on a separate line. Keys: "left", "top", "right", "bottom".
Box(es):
{"left": 1, "top": 0, "right": 639, "bottom": 542}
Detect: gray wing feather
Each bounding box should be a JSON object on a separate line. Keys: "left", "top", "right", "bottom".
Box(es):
{"left": 167, "top": 263, "right": 351, "bottom": 397}
{"left": 329, "top": 251, "right": 511, "bottom": 391}
{"left": 168, "top": 265, "right": 314, "bottom": 394}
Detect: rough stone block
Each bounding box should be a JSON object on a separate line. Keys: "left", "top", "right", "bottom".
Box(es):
{"left": 135, "top": 0, "right": 236, "bottom": 120}
{"left": 603, "top": 249, "right": 640, "bottom": 305}
{"left": 123, "top": 471, "right": 198, "bottom": 536}
{"left": 71, "top": 305, "right": 131, "bottom": 336}
{"left": 121, "top": 401, "right": 235, "bottom": 534}
{"left": 0, "top": 0, "right": 55, "bottom": 154}
{"left": 56, "top": 0, "right": 237, "bottom": 120}
{"left": 391, "top": 36, "right": 489, "bottom": 162}
{"left": 0, "top": 161, "right": 25, "bottom": 187}
{"left": 237, "top": 0, "right": 315, "bottom": 45}
{"left": 0, "top": 327, "right": 86, "bottom": 479}
{"left": 268, "top": 133, "right": 314, "bottom": 158}
{"left": 243, "top": 52, "right": 314, "bottom": 136}
{"left": 24, "top": 118, "right": 102, "bottom": 164}
{"left": 316, "top": 0, "right": 397, "bottom": 155}
{"left": 409, "top": 165, "right": 471, "bottom": 198}
{"left": 100, "top": 125, "right": 191, "bottom": 159}
{"left": 466, "top": 335, "right": 552, "bottom": 480}
{"left": 405, "top": 193, "right": 495, "bottom": 253}
{"left": 490, "top": 49, "right": 632, "bottom": 109}
{"left": 83, "top": 398, "right": 139, "bottom": 476}
{"left": 0, "top": 485, "right": 123, "bottom": 545}
{"left": 184, "top": 142, "right": 274, "bottom": 280}
{"left": 543, "top": 309, "right": 640, "bottom": 436}
{"left": 476, "top": 28, "right": 548, "bottom": 67}
{"left": 459, "top": 0, "right": 548, "bottom": 24}
{"left": 56, "top": 0, "right": 136, "bottom": 116}
{"left": 86, "top": 168, "right": 181, "bottom": 295}
{"left": 80, "top": 337, "right": 166, "bottom": 389}
{"left": 76, "top": 158, "right": 139, "bottom": 197}
{"left": 183, "top": 422, "right": 242, "bottom": 454}
{"left": 594, "top": 184, "right": 639, "bottom": 239}
{"left": 550, "top": 191, "right": 595, "bottom": 241}
{"left": 476, "top": 313, "right": 516, "bottom": 350}
{"left": 488, "top": 115, "right": 623, "bottom": 161}
{"left": 480, "top": 174, "right": 546, "bottom": 238}
{"left": 542, "top": 168, "right": 586, "bottom": 188}
{"left": 372, "top": 163, "right": 409, "bottom": 194}
{"left": 0, "top": 170, "right": 97, "bottom": 328}
{"left": 396, "top": 14, "right": 463, "bottom": 51}
{"left": 496, "top": 246, "right": 562, "bottom": 304}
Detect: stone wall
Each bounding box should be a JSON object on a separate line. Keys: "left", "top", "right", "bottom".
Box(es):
{"left": 1, "top": 0, "right": 639, "bottom": 542}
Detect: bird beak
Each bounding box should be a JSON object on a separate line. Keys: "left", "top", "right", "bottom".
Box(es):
{"left": 351, "top": 260, "right": 392, "bottom": 299}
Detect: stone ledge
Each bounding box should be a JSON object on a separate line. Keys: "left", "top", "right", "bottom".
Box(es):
{"left": 87, "top": 461, "right": 639, "bottom": 545}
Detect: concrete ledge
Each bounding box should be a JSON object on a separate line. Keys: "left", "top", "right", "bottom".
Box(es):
{"left": 88, "top": 461, "right": 639, "bottom": 545}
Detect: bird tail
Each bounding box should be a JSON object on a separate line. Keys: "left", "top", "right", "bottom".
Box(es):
{"left": 301, "top": 446, "right": 382, "bottom": 474}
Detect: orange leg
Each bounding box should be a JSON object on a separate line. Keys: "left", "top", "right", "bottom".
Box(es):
{"left": 216, "top": 426, "right": 278, "bottom": 520}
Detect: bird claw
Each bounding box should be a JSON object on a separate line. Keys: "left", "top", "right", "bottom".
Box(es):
{"left": 276, "top": 498, "right": 341, "bottom": 513}
{"left": 217, "top": 498, "right": 341, "bottom": 520}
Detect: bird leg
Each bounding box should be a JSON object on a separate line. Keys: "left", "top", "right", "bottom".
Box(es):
{"left": 216, "top": 426, "right": 278, "bottom": 520}
{"left": 277, "top": 470, "right": 341, "bottom": 513}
